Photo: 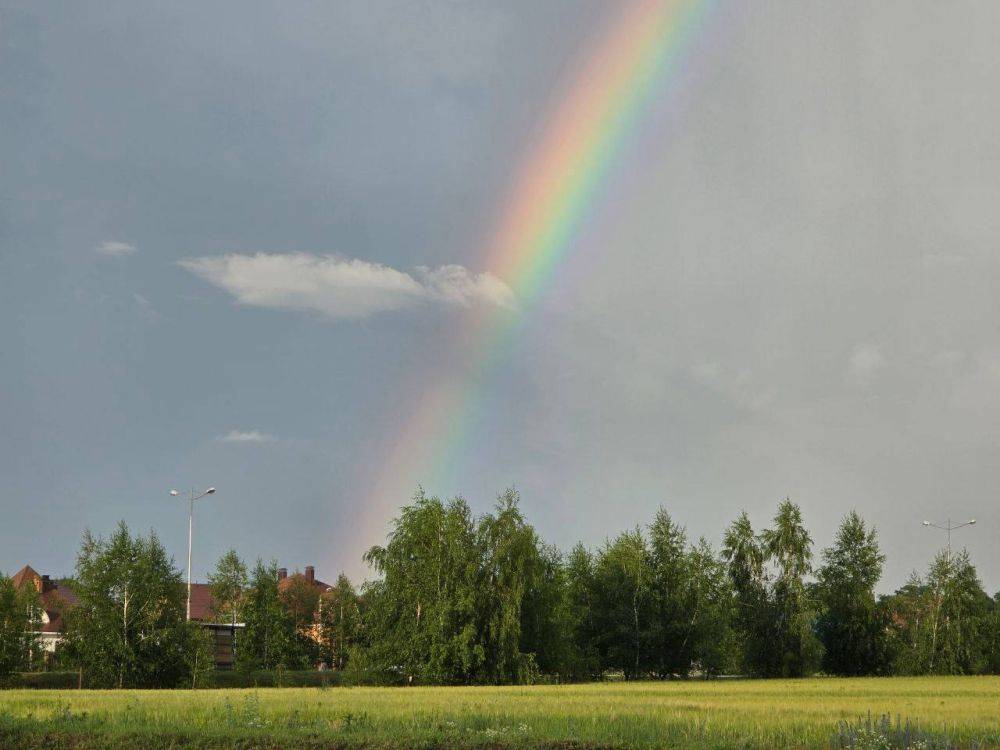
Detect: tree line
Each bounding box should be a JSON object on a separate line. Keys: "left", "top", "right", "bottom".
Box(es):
{"left": 2, "top": 490, "right": 999, "bottom": 686}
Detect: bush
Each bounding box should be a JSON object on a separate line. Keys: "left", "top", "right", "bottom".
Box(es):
{"left": 0, "top": 672, "right": 80, "bottom": 689}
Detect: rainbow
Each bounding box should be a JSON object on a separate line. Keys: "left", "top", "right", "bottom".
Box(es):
{"left": 360, "top": 0, "right": 714, "bottom": 541}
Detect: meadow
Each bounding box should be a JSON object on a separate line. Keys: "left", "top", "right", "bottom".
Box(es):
{"left": 2, "top": 677, "right": 1000, "bottom": 749}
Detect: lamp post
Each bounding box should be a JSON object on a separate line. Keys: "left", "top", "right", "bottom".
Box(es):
{"left": 171, "top": 487, "right": 216, "bottom": 620}
{"left": 921, "top": 517, "right": 976, "bottom": 559}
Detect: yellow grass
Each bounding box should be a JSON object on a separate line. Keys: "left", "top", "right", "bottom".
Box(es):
{"left": 2, "top": 676, "right": 1000, "bottom": 748}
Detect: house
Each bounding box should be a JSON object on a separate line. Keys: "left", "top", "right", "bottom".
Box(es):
{"left": 277, "top": 565, "right": 332, "bottom": 595}
{"left": 9, "top": 563, "right": 331, "bottom": 670}
{"left": 9, "top": 564, "right": 243, "bottom": 669}
{"left": 278, "top": 565, "right": 334, "bottom": 647}
{"left": 11, "top": 565, "right": 78, "bottom": 661}
{"left": 187, "top": 582, "right": 243, "bottom": 669}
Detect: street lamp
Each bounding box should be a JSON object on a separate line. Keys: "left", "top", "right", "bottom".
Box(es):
{"left": 171, "top": 487, "right": 217, "bottom": 620}
{"left": 922, "top": 517, "right": 976, "bottom": 558}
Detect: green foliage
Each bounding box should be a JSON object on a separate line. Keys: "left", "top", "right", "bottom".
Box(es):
{"left": 816, "top": 511, "right": 889, "bottom": 675}
{"left": 723, "top": 501, "right": 822, "bottom": 677}
{"left": 317, "top": 574, "right": 363, "bottom": 670}
{"left": 183, "top": 622, "right": 216, "bottom": 688}
{"left": 29, "top": 490, "right": 1000, "bottom": 688}
{"left": 0, "top": 575, "right": 42, "bottom": 676}
{"left": 208, "top": 549, "right": 247, "bottom": 627}
{"left": 883, "top": 551, "right": 992, "bottom": 676}
{"left": 363, "top": 488, "right": 543, "bottom": 684}
{"left": 237, "top": 560, "right": 308, "bottom": 671}
{"left": 60, "top": 523, "right": 193, "bottom": 688}
{"left": 363, "top": 490, "right": 482, "bottom": 683}
{"left": 590, "top": 528, "right": 654, "bottom": 677}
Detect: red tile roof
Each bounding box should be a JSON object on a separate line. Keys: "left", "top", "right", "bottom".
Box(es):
{"left": 278, "top": 571, "right": 332, "bottom": 594}
{"left": 188, "top": 582, "right": 218, "bottom": 622}
{"left": 11, "top": 565, "right": 78, "bottom": 633}
{"left": 10, "top": 564, "right": 332, "bottom": 629}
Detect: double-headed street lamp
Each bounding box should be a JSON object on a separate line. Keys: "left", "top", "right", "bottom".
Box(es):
{"left": 922, "top": 517, "right": 976, "bottom": 558}
{"left": 170, "top": 486, "right": 217, "bottom": 620}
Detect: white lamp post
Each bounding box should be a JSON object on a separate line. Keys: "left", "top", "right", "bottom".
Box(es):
{"left": 171, "top": 487, "right": 216, "bottom": 620}
{"left": 922, "top": 517, "right": 976, "bottom": 559}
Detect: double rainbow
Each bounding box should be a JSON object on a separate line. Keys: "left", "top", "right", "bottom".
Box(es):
{"left": 363, "top": 0, "right": 714, "bottom": 535}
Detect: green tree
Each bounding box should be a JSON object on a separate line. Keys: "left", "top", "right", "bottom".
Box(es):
{"left": 0, "top": 574, "right": 42, "bottom": 677}
{"left": 683, "top": 538, "right": 737, "bottom": 675}
{"left": 363, "top": 490, "right": 481, "bottom": 683}
{"left": 985, "top": 592, "right": 1000, "bottom": 674}
{"left": 722, "top": 511, "right": 769, "bottom": 676}
{"left": 723, "top": 502, "right": 822, "bottom": 677}
{"left": 815, "top": 511, "right": 887, "bottom": 675}
{"left": 519, "top": 542, "right": 573, "bottom": 679}
{"left": 279, "top": 572, "right": 322, "bottom": 663}
{"left": 61, "top": 523, "right": 198, "bottom": 688}
{"left": 591, "top": 529, "right": 653, "bottom": 678}
{"left": 882, "top": 549, "right": 990, "bottom": 676}
{"left": 363, "top": 488, "right": 546, "bottom": 684}
{"left": 647, "top": 509, "right": 690, "bottom": 676}
{"left": 760, "top": 500, "right": 823, "bottom": 676}
{"left": 880, "top": 572, "right": 930, "bottom": 675}
{"left": 238, "top": 559, "right": 307, "bottom": 671}
{"left": 318, "top": 574, "right": 362, "bottom": 670}
{"left": 208, "top": 549, "right": 248, "bottom": 628}
{"left": 561, "top": 543, "right": 600, "bottom": 679}
{"left": 475, "top": 489, "right": 539, "bottom": 683}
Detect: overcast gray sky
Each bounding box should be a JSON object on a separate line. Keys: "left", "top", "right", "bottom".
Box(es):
{"left": 3, "top": 1, "right": 999, "bottom": 593}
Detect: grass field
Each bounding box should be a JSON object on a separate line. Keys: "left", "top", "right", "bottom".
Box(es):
{"left": 2, "top": 677, "right": 1000, "bottom": 749}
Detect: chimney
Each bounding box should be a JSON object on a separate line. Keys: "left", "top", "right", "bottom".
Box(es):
{"left": 305, "top": 566, "right": 315, "bottom": 584}
{"left": 277, "top": 567, "right": 287, "bottom": 581}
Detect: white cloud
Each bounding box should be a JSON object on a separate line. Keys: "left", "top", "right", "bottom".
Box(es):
{"left": 848, "top": 343, "right": 885, "bottom": 383}
{"left": 217, "top": 429, "right": 274, "bottom": 444}
{"left": 180, "top": 253, "right": 515, "bottom": 320}
{"left": 96, "top": 240, "right": 137, "bottom": 257}
{"left": 691, "top": 361, "right": 774, "bottom": 411}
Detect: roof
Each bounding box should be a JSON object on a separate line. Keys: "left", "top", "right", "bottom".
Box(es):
{"left": 278, "top": 572, "right": 332, "bottom": 594}
{"left": 10, "top": 566, "right": 78, "bottom": 633}
{"left": 188, "top": 582, "right": 218, "bottom": 622}
{"left": 11, "top": 565, "right": 41, "bottom": 590}
{"left": 40, "top": 581, "right": 78, "bottom": 632}
{"left": 10, "top": 564, "right": 333, "bottom": 629}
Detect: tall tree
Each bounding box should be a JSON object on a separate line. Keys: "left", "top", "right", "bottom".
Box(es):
{"left": 475, "top": 489, "right": 539, "bottom": 683}
{"left": 591, "top": 529, "right": 653, "bottom": 678}
{"left": 238, "top": 559, "right": 307, "bottom": 671}
{"left": 723, "top": 502, "right": 822, "bottom": 677}
{"left": 519, "top": 542, "right": 573, "bottom": 679}
{"left": 363, "top": 490, "right": 482, "bottom": 683}
{"left": 208, "top": 549, "right": 248, "bottom": 628}
{"left": 815, "top": 511, "right": 887, "bottom": 675}
{"left": 0, "top": 574, "right": 41, "bottom": 677}
{"left": 647, "top": 509, "right": 690, "bottom": 675}
{"left": 683, "top": 538, "right": 737, "bottom": 675}
{"left": 61, "top": 523, "right": 199, "bottom": 688}
{"left": 760, "top": 500, "right": 822, "bottom": 676}
{"left": 318, "top": 574, "right": 363, "bottom": 671}
{"left": 562, "top": 543, "right": 600, "bottom": 680}
{"left": 722, "top": 511, "right": 770, "bottom": 676}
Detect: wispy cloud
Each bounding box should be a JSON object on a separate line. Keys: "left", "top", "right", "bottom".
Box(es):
{"left": 180, "top": 253, "right": 515, "bottom": 320}
{"left": 132, "top": 292, "right": 164, "bottom": 322}
{"left": 217, "top": 429, "right": 274, "bottom": 444}
{"left": 96, "top": 240, "right": 137, "bottom": 257}
{"left": 848, "top": 343, "right": 885, "bottom": 383}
